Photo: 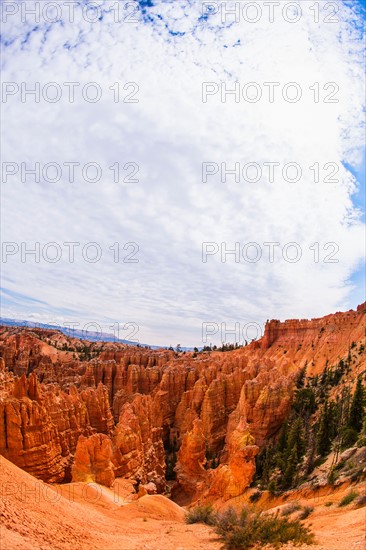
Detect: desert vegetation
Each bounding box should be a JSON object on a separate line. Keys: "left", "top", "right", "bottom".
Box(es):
{"left": 186, "top": 504, "right": 314, "bottom": 549}
{"left": 255, "top": 355, "right": 366, "bottom": 492}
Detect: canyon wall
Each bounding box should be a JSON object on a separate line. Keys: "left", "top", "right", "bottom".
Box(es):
{"left": 0, "top": 302, "right": 365, "bottom": 501}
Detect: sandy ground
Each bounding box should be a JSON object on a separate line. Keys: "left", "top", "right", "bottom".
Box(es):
{"left": 0, "top": 456, "right": 365, "bottom": 550}
{"left": 0, "top": 456, "right": 221, "bottom": 550}
{"left": 220, "top": 483, "right": 366, "bottom": 550}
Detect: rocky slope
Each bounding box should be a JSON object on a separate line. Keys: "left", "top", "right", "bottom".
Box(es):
{"left": 0, "top": 302, "right": 365, "bottom": 502}
{"left": 1, "top": 438, "right": 365, "bottom": 550}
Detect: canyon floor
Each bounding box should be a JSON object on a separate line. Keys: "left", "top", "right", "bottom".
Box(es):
{"left": 1, "top": 455, "right": 365, "bottom": 550}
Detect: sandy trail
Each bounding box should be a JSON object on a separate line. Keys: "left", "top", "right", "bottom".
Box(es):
{"left": 1, "top": 456, "right": 365, "bottom": 550}
{"left": 0, "top": 456, "right": 221, "bottom": 550}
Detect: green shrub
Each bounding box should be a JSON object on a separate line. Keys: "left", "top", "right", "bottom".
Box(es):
{"left": 268, "top": 479, "right": 278, "bottom": 496}
{"left": 215, "top": 506, "right": 314, "bottom": 549}
{"left": 324, "top": 501, "right": 333, "bottom": 507}
{"left": 334, "top": 460, "right": 345, "bottom": 471}
{"left": 339, "top": 491, "right": 359, "bottom": 507}
{"left": 341, "top": 427, "right": 358, "bottom": 449}
{"left": 249, "top": 490, "right": 262, "bottom": 503}
{"left": 327, "top": 468, "right": 337, "bottom": 484}
{"left": 185, "top": 504, "right": 216, "bottom": 525}
{"left": 298, "top": 506, "right": 314, "bottom": 520}
{"left": 350, "top": 469, "right": 365, "bottom": 483}
{"left": 354, "top": 494, "right": 366, "bottom": 508}
{"left": 281, "top": 502, "right": 301, "bottom": 516}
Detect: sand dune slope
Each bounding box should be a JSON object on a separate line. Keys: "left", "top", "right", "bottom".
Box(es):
{"left": 0, "top": 456, "right": 220, "bottom": 550}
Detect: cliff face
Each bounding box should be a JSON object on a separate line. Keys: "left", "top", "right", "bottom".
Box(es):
{"left": 72, "top": 433, "right": 115, "bottom": 487}
{"left": 172, "top": 418, "right": 207, "bottom": 502}
{"left": 0, "top": 302, "right": 365, "bottom": 497}
{"left": 258, "top": 304, "right": 366, "bottom": 376}
{"left": 0, "top": 372, "right": 108, "bottom": 482}
{"left": 207, "top": 418, "right": 258, "bottom": 501}
{"left": 0, "top": 395, "right": 65, "bottom": 482}
{"left": 113, "top": 393, "right": 166, "bottom": 491}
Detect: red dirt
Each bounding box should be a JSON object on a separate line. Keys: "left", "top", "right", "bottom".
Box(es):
{"left": 2, "top": 455, "right": 365, "bottom": 549}
{"left": 0, "top": 456, "right": 221, "bottom": 549}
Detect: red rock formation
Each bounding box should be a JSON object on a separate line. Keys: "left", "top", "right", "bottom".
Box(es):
{"left": 208, "top": 418, "right": 258, "bottom": 501}
{"left": 80, "top": 382, "right": 114, "bottom": 434}
{"left": 113, "top": 394, "right": 166, "bottom": 491}
{"left": 0, "top": 372, "right": 113, "bottom": 482}
{"left": 72, "top": 433, "right": 115, "bottom": 487}
{"left": 258, "top": 304, "right": 366, "bottom": 375}
{"left": 227, "top": 365, "right": 295, "bottom": 446}
{"left": 0, "top": 303, "right": 364, "bottom": 501}
{"left": 172, "top": 418, "right": 207, "bottom": 503}
{"left": 0, "top": 391, "right": 65, "bottom": 482}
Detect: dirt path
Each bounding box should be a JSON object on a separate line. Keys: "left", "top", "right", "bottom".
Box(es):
{"left": 0, "top": 456, "right": 221, "bottom": 550}
{"left": 1, "top": 456, "right": 365, "bottom": 550}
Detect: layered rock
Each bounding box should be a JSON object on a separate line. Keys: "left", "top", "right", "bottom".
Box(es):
{"left": 171, "top": 418, "right": 207, "bottom": 503}
{"left": 172, "top": 417, "right": 259, "bottom": 503}
{"left": 0, "top": 373, "right": 112, "bottom": 482}
{"left": 113, "top": 394, "right": 166, "bottom": 491}
{"left": 0, "top": 392, "right": 65, "bottom": 482}
{"left": 258, "top": 303, "right": 366, "bottom": 375}
{"left": 207, "top": 418, "right": 258, "bottom": 500}
{"left": 72, "top": 433, "right": 115, "bottom": 487}
{"left": 227, "top": 365, "right": 295, "bottom": 446}
{"left": 0, "top": 302, "right": 364, "bottom": 501}
{"left": 80, "top": 383, "right": 114, "bottom": 434}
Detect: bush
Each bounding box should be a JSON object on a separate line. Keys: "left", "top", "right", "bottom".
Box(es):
{"left": 298, "top": 506, "right": 314, "bottom": 520}
{"left": 268, "top": 479, "right": 278, "bottom": 496}
{"left": 334, "top": 460, "right": 345, "bottom": 471}
{"left": 249, "top": 490, "right": 262, "bottom": 503}
{"left": 185, "top": 504, "right": 216, "bottom": 526}
{"left": 350, "top": 469, "right": 365, "bottom": 483}
{"left": 327, "top": 468, "right": 337, "bottom": 485}
{"left": 281, "top": 502, "right": 301, "bottom": 516}
{"left": 354, "top": 494, "right": 366, "bottom": 508}
{"left": 215, "top": 506, "right": 314, "bottom": 549}
{"left": 339, "top": 491, "right": 359, "bottom": 507}
{"left": 341, "top": 427, "right": 358, "bottom": 449}
{"left": 324, "top": 501, "right": 333, "bottom": 507}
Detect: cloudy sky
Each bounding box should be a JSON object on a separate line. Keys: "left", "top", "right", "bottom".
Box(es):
{"left": 1, "top": 0, "right": 365, "bottom": 346}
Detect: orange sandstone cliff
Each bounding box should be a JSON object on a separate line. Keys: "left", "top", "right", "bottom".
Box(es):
{"left": 0, "top": 302, "right": 364, "bottom": 502}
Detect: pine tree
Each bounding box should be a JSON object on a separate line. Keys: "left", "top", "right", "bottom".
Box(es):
{"left": 348, "top": 376, "right": 365, "bottom": 433}
{"left": 328, "top": 401, "right": 339, "bottom": 441}
{"left": 320, "top": 368, "right": 328, "bottom": 387}
{"left": 286, "top": 418, "right": 305, "bottom": 461}
{"left": 304, "top": 430, "right": 316, "bottom": 475}
{"left": 275, "top": 421, "right": 289, "bottom": 473}
{"left": 296, "top": 367, "right": 306, "bottom": 388}
{"left": 316, "top": 400, "right": 332, "bottom": 456}
{"left": 283, "top": 446, "right": 298, "bottom": 488}
{"left": 277, "top": 421, "right": 288, "bottom": 453}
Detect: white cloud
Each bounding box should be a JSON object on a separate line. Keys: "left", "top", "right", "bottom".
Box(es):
{"left": 1, "top": 0, "right": 365, "bottom": 345}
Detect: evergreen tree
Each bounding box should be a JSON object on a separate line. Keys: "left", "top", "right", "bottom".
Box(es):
{"left": 286, "top": 417, "right": 305, "bottom": 461}
{"left": 296, "top": 367, "right": 306, "bottom": 388}
{"left": 256, "top": 445, "right": 274, "bottom": 485}
{"left": 348, "top": 376, "right": 365, "bottom": 433}
{"left": 304, "top": 430, "right": 316, "bottom": 475}
{"left": 283, "top": 446, "right": 298, "bottom": 488}
{"left": 328, "top": 401, "right": 339, "bottom": 441}
{"left": 293, "top": 388, "right": 316, "bottom": 417}
{"left": 277, "top": 421, "right": 288, "bottom": 454}
{"left": 320, "top": 368, "right": 328, "bottom": 387}
{"left": 316, "top": 400, "right": 332, "bottom": 456}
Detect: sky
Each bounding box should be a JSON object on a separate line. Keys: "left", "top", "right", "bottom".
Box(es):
{"left": 1, "top": 0, "right": 365, "bottom": 347}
